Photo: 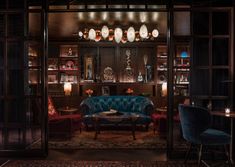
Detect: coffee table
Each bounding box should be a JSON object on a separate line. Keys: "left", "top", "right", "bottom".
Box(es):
{"left": 92, "top": 112, "right": 140, "bottom": 140}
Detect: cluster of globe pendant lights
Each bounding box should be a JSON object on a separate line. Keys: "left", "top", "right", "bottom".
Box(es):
{"left": 78, "top": 24, "right": 159, "bottom": 43}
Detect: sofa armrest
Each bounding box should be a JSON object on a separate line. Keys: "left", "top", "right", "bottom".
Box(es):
{"left": 80, "top": 103, "right": 93, "bottom": 116}
{"left": 143, "top": 104, "right": 154, "bottom": 116}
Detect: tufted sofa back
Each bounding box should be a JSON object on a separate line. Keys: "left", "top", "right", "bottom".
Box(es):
{"left": 80, "top": 96, "right": 154, "bottom": 116}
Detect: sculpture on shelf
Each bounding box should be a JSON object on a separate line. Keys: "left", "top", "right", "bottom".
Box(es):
{"left": 146, "top": 65, "right": 152, "bottom": 82}
{"left": 123, "top": 49, "right": 134, "bottom": 82}
{"left": 68, "top": 48, "right": 73, "bottom": 56}
{"left": 84, "top": 55, "right": 94, "bottom": 81}
{"left": 87, "top": 64, "right": 92, "bottom": 80}
{"left": 103, "top": 67, "right": 114, "bottom": 82}
{"left": 137, "top": 72, "right": 143, "bottom": 82}
{"left": 143, "top": 54, "right": 148, "bottom": 82}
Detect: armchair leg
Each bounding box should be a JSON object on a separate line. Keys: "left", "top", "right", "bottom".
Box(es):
{"left": 224, "top": 144, "right": 232, "bottom": 167}
{"left": 145, "top": 124, "right": 149, "bottom": 131}
{"left": 184, "top": 143, "right": 192, "bottom": 164}
{"left": 198, "top": 144, "right": 203, "bottom": 167}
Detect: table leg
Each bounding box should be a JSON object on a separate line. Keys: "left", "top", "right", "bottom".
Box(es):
{"left": 94, "top": 118, "right": 99, "bottom": 140}
{"left": 132, "top": 122, "right": 136, "bottom": 140}
{"left": 231, "top": 119, "right": 234, "bottom": 164}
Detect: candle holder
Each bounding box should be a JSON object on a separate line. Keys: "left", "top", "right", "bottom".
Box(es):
{"left": 225, "top": 108, "right": 230, "bottom": 114}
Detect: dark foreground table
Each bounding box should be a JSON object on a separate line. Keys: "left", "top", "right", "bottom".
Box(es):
{"left": 211, "top": 111, "right": 235, "bottom": 163}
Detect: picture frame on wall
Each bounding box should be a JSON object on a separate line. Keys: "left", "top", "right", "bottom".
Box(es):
{"left": 60, "top": 45, "right": 78, "bottom": 57}
{"left": 48, "top": 74, "right": 58, "bottom": 84}
{"left": 84, "top": 55, "right": 94, "bottom": 81}
{"left": 102, "top": 86, "right": 110, "bottom": 96}
{"left": 60, "top": 74, "right": 77, "bottom": 83}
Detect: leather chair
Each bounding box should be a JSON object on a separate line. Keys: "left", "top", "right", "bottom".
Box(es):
{"left": 178, "top": 104, "right": 231, "bottom": 166}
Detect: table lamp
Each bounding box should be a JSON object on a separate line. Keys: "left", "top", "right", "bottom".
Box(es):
{"left": 161, "top": 82, "right": 167, "bottom": 97}
{"left": 64, "top": 82, "right": 72, "bottom": 109}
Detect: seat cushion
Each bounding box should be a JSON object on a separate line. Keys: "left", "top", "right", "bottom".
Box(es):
{"left": 151, "top": 113, "right": 167, "bottom": 120}
{"left": 199, "top": 129, "right": 231, "bottom": 145}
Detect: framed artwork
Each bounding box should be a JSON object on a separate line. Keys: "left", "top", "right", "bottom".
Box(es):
{"left": 102, "top": 86, "right": 110, "bottom": 96}
{"left": 60, "top": 45, "right": 78, "bottom": 57}
{"left": 48, "top": 74, "right": 58, "bottom": 84}
{"left": 60, "top": 74, "right": 77, "bottom": 83}
{"left": 84, "top": 55, "right": 94, "bottom": 81}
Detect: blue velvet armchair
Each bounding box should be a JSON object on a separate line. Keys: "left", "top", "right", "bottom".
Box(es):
{"left": 178, "top": 104, "right": 231, "bottom": 166}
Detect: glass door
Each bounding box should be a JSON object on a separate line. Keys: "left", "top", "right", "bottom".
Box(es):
{"left": 0, "top": 0, "right": 47, "bottom": 156}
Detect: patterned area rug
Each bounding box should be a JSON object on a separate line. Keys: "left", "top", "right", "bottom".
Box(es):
{"left": 30, "top": 125, "right": 187, "bottom": 150}
{"left": 4, "top": 160, "right": 199, "bottom": 167}
{"left": 49, "top": 129, "right": 167, "bottom": 149}
{"left": 46, "top": 126, "right": 187, "bottom": 150}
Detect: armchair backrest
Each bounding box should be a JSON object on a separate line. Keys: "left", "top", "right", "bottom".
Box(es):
{"left": 178, "top": 104, "right": 211, "bottom": 143}
{"left": 48, "top": 96, "right": 59, "bottom": 119}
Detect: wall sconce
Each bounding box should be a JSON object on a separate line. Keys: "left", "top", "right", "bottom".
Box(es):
{"left": 161, "top": 82, "right": 167, "bottom": 97}
{"left": 64, "top": 82, "right": 72, "bottom": 96}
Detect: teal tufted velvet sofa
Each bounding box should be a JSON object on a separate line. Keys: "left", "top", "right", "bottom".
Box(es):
{"left": 80, "top": 96, "right": 154, "bottom": 129}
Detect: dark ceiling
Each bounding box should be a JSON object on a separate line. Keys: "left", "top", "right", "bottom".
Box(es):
{"left": 27, "top": 0, "right": 234, "bottom": 6}
{"left": 29, "top": 12, "right": 167, "bottom": 38}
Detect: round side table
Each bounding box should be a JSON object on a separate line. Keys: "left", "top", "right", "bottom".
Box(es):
{"left": 58, "top": 107, "right": 78, "bottom": 115}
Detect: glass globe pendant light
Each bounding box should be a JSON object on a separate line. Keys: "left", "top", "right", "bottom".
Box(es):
{"left": 139, "top": 24, "right": 148, "bottom": 39}
{"left": 127, "top": 27, "right": 135, "bottom": 42}
{"left": 101, "top": 25, "right": 109, "bottom": 39}
{"left": 152, "top": 29, "right": 159, "bottom": 38}
{"left": 88, "top": 28, "right": 96, "bottom": 40}
{"left": 114, "top": 27, "right": 123, "bottom": 43}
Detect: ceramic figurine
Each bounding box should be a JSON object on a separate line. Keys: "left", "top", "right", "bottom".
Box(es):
{"left": 137, "top": 72, "right": 143, "bottom": 82}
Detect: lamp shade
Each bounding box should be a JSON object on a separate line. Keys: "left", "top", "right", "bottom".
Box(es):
{"left": 161, "top": 82, "right": 167, "bottom": 97}
{"left": 114, "top": 27, "right": 123, "bottom": 43}
{"left": 139, "top": 24, "right": 148, "bottom": 39}
{"left": 127, "top": 27, "right": 135, "bottom": 42}
{"left": 64, "top": 82, "right": 72, "bottom": 96}
{"left": 101, "top": 25, "right": 109, "bottom": 39}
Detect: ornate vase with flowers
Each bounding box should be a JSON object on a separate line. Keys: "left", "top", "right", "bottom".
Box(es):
{"left": 126, "top": 88, "right": 134, "bottom": 95}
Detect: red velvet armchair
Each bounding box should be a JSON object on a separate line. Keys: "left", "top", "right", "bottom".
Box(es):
{"left": 151, "top": 98, "right": 189, "bottom": 136}
{"left": 48, "top": 97, "right": 82, "bottom": 138}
